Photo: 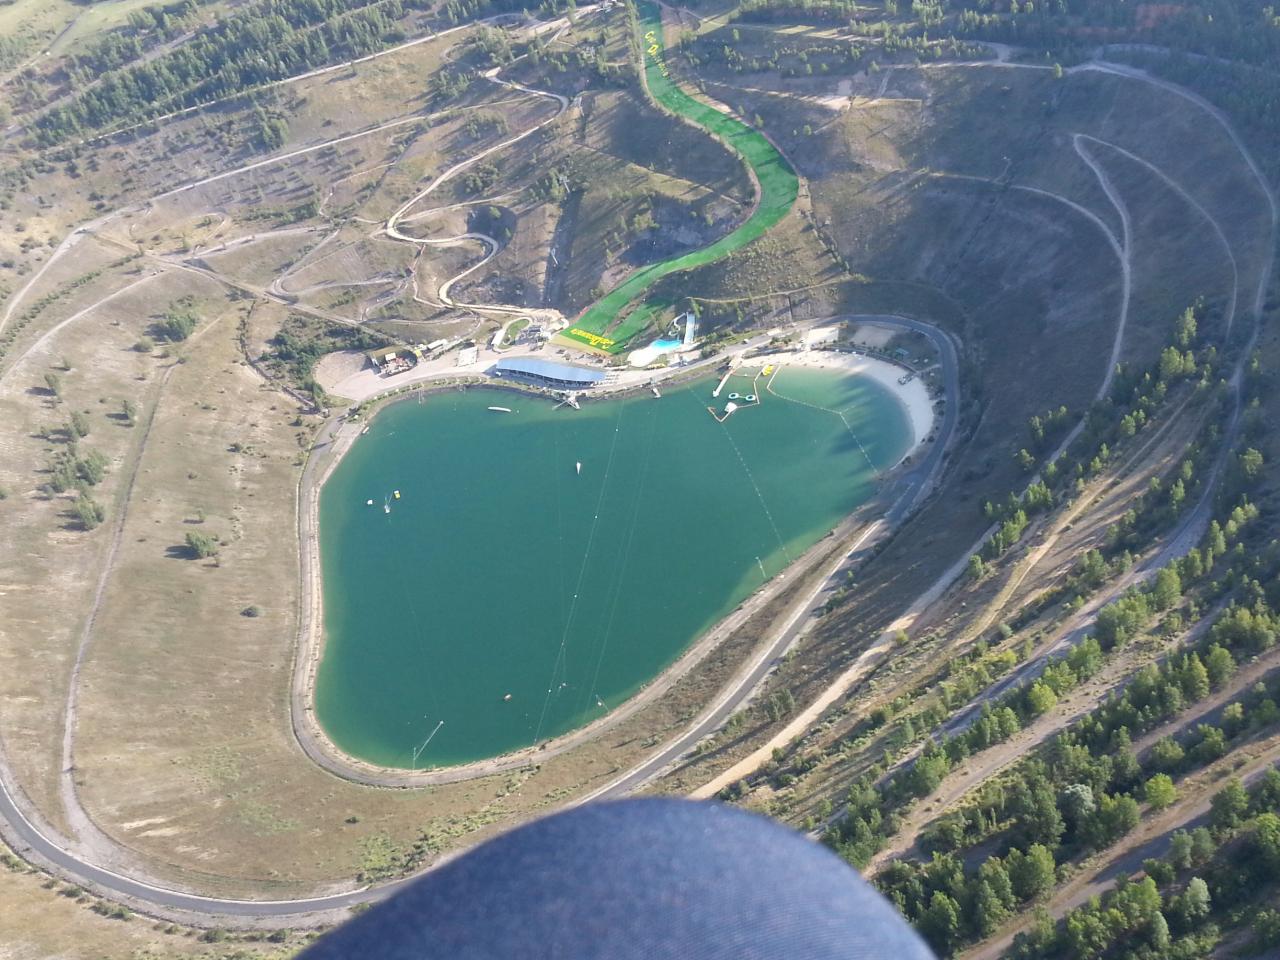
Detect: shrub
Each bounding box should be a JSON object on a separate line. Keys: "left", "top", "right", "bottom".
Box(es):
{"left": 185, "top": 531, "right": 219, "bottom": 559}
{"left": 74, "top": 494, "right": 105, "bottom": 530}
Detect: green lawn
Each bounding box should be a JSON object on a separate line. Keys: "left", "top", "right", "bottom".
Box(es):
{"left": 502, "top": 317, "right": 530, "bottom": 345}
{"left": 562, "top": 1, "right": 799, "bottom": 353}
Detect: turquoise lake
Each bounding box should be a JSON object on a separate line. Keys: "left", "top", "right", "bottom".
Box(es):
{"left": 315, "top": 365, "right": 912, "bottom": 767}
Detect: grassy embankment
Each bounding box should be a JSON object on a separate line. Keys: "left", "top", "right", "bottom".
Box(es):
{"left": 561, "top": 0, "right": 799, "bottom": 352}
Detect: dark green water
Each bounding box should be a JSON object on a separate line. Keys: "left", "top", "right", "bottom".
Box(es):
{"left": 315, "top": 367, "right": 910, "bottom": 767}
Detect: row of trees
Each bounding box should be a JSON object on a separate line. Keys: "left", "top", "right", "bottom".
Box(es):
{"left": 1010, "top": 768, "right": 1280, "bottom": 959}
{"left": 827, "top": 474, "right": 1263, "bottom": 871}
{"left": 929, "top": 536, "right": 1274, "bottom": 855}
{"left": 881, "top": 642, "right": 1280, "bottom": 957}
{"left": 56, "top": 0, "right": 204, "bottom": 90}
{"left": 978, "top": 307, "right": 1216, "bottom": 568}
{"left": 678, "top": 19, "right": 984, "bottom": 79}
{"left": 949, "top": 0, "right": 1280, "bottom": 70}
{"left": 36, "top": 0, "right": 434, "bottom": 144}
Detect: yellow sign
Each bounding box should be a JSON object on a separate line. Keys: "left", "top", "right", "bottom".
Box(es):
{"left": 643, "top": 30, "right": 670, "bottom": 78}
{"left": 569, "top": 328, "right": 616, "bottom": 348}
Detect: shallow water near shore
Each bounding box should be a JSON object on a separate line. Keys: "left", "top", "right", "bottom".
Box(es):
{"left": 315, "top": 366, "right": 912, "bottom": 767}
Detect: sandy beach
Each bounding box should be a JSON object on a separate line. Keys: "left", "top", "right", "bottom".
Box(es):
{"left": 764, "top": 348, "right": 937, "bottom": 450}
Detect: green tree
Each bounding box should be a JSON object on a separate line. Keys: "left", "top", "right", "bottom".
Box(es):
{"left": 1169, "top": 830, "right": 1194, "bottom": 870}
{"left": 1149, "top": 910, "right": 1171, "bottom": 953}
{"left": 160, "top": 312, "right": 197, "bottom": 341}
{"left": 1253, "top": 769, "right": 1280, "bottom": 813}
{"left": 1151, "top": 736, "right": 1185, "bottom": 772}
{"left": 1254, "top": 908, "right": 1280, "bottom": 950}
{"left": 909, "top": 745, "right": 950, "bottom": 797}
{"left": 67, "top": 411, "right": 90, "bottom": 439}
{"left": 1174, "top": 306, "right": 1197, "bottom": 348}
{"left": 1082, "top": 793, "right": 1139, "bottom": 850}
{"left": 917, "top": 891, "right": 961, "bottom": 955}
{"left": 1008, "top": 844, "right": 1056, "bottom": 901}
{"left": 44, "top": 372, "right": 61, "bottom": 397}
{"left": 1190, "top": 827, "right": 1215, "bottom": 865}
{"left": 1158, "top": 345, "right": 1187, "bottom": 381}
{"left": 1252, "top": 812, "right": 1280, "bottom": 872}
{"left": 967, "top": 554, "right": 986, "bottom": 580}
{"left": 1222, "top": 701, "right": 1246, "bottom": 736}
{"left": 1208, "top": 520, "right": 1227, "bottom": 558}
{"left": 1168, "top": 876, "right": 1211, "bottom": 934}
{"left": 1016, "top": 780, "right": 1066, "bottom": 848}
{"left": 1239, "top": 447, "right": 1264, "bottom": 482}
{"left": 1026, "top": 681, "right": 1058, "bottom": 717}
{"left": 1181, "top": 653, "right": 1210, "bottom": 702}
{"left": 973, "top": 879, "right": 1009, "bottom": 938}
{"left": 1151, "top": 567, "right": 1181, "bottom": 611}
{"left": 1210, "top": 778, "right": 1249, "bottom": 833}
{"left": 979, "top": 857, "right": 1015, "bottom": 911}
{"left": 185, "top": 531, "right": 220, "bottom": 559}
{"left": 1191, "top": 724, "right": 1226, "bottom": 764}
{"left": 1204, "top": 644, "right": 1236, "bottom": 689}
{"left": 1143, "top": 774, "right": 1176, "bottom": 810}
{"left": 74, "top": 494, "right": 105, "bottom": 531}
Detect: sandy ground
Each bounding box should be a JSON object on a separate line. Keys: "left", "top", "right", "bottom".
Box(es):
{"left": 768, "top": 348, "right": 937, "bottom": 448}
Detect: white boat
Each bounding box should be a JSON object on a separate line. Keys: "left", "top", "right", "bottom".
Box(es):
{"left": 576, "top": 462, "right": 582, "bottom": 475}
{"left": 488, "top": 406, "right": 512, "bottom": 413}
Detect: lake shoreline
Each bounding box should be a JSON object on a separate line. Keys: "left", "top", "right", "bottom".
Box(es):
{"left": 766, "top": 348, "right": 937, "bottom": 450}
{"left": 291, "top": 361, "right": 928, "bottom": 780}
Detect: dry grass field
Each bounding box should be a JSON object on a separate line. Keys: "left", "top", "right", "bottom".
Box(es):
{"left": 0, "top": 845, "right": 302, "bottom": 960}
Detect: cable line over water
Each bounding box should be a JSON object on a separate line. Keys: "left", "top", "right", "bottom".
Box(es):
{"left": 532, "top": 402, "right": 628, "bottom": 747}
{"left": 578, "top": 400, "right": 662, "bottom": 719}
{"left": 766, "top": 369, "right": 882, "bottom": 475}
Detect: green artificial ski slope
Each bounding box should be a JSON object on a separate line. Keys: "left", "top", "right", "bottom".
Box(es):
{"left": 562, "top": 1, "right": 799, "bottom": 353}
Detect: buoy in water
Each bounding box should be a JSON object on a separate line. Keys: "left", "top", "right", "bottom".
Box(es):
{"left": 745, "top": 394, "right": 757, "bottom": 402}
{"left": 728, "top": 392, "right": 741, "bottom": 400}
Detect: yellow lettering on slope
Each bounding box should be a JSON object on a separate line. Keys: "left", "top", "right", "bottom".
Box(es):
{"left": 569, "top": 328, "right": 616, "bottom": 348}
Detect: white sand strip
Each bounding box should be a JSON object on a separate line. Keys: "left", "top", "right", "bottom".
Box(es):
{"left": 766, "top": 349, "right": 936, "bottom": 448}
